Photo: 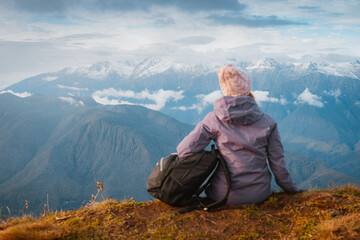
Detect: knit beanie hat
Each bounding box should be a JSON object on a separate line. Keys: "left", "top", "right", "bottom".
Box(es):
{"left": 217, "top": 64, "right": 251, "bottom": 97}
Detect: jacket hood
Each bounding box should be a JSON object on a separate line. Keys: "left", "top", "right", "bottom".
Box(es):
{"left": 214, "top": 96, "right": 264, "bottom": 125}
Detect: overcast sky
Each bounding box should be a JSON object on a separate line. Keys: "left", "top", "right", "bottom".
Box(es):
{"left": 0, "top": 0, "right": 359, "bottom": 89}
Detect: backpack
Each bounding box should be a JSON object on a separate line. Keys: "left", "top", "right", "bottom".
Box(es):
{"left": 146, "top": 145, "right": 231, "bottom": 212}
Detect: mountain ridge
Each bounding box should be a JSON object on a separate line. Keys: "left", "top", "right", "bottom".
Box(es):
{"left": 0, "top": 93, "right": 193, "bottom": 213}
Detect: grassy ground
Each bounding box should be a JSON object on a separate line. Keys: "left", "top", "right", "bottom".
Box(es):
{"left": 0, "top": 185, "right": 359, "bottom": 239}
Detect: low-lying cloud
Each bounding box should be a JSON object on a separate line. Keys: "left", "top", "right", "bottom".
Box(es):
{"left": 0, "top": 90, "right": 32, "bottom": 98}
{"left": 324, "top": 88, "right": 341, "bottom": 102}
{"left": 252, "top": 90, "right": 287, "bottom": 105}
{"left": 42, "top": 76, "right": 59, "bottom": 81}
{"left": 175, "top": 90, "right": 222, "bottom": 112}
{"left": 57, "top": 84, "right": 89, "bottom": 91}
{"left": 92, "top": 88, "right": 184, "bottom": 111}
{"left": 175, "top": 90, "right": 293, "bottom": 112}
{"left": 295, "top": 88, "right": 324, "bottom": 107}
{"left": 58, "top": 97, "right": 84, "bottom": 106}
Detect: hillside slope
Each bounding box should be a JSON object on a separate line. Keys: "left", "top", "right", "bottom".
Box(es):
{"left": 0, "top": 185, "right": 359, "bottom": 239}
{"left": 283, "top": 151, "right": 360, "bottom": 190}
{"left": 0, "top": 93, "right": 193, "bottom": 214}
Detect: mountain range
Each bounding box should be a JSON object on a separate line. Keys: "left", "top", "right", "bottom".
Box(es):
{"left": 3, "top": 57, "right": 359, "bottom": 179}
{"left": 1, "top": 57, "right": 359, "bottom": 213}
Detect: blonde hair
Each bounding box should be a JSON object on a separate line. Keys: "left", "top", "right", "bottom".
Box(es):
{"left": 248, "top": 92, "right": 255, "bottom": 100}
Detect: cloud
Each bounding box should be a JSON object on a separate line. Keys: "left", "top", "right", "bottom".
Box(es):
{"left": 207, "top": 13, "right": 307, "bottom": 27}
{"left": 1, "top": 0, "right": 359, "bottom": 89}
{"left": 161, "top": 0, "right": 245, "bottom": 13}
{"left": 198, "top": 90, "right": 222, "bottom": 105}
{"left": 56, "top": 84, "right": 89, "bottom": 91}
{"left": 175, "top": 90, "right": 222, "bottom": 112}
{"left": 58, "top": 96, "right": 84, "bottom": 106}
{"left": 252, "top": 90, "right": 286, "bottom": 104}
{"left": 6, "top": 0, "right": 305, "bottom": 28}
{"left": 91, "top": 88, "right": 184, "bottom": 111}
{"left": 323, "top": 88, "right": 341, "bottom": 102}
{"left": 11, "top": 0, "right": 70, "bottom": 14}
{"left": 8, "top": 0, "right": 245, "bottom": 14}
{"left": 298, "top": 6, "right": 323, "bottom": 12}
{"left": 42, "top": 76, "right": 58, "bottom": 81}
{"left": 294, "top": 88, "right": 324, "bottom": 107}
{"left": 0, "top": 89, "right": 32, "bottom": 98}
{"left": 57, "top": 33, "right": 111, "bottom": 41}
{"left": 174, "top": 36, "right": 215, "bottom": 45}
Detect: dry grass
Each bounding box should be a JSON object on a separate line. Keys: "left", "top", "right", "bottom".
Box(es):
{"left": 0, "top": 185, "right": 359, "bottom": 240}
{"left": 0, "top": 216, "right": 62, "bottom": 240}
{"left": 314, "top": 212, "right": 360, "bottom": 240}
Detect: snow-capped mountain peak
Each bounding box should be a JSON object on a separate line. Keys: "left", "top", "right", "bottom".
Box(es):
{"left": 301, "top": 61, "right": 318, "bottom": 71}
{"left": 129, "top": 57, "right": 218, "bottom": 78}
{"left": 131, "top": 57, "right": 173, "bottom": 78}
{"left": 64, "top": 61, "right": 121, "bottom": 79}
{"left": 89, "top": 61, "right": 112, "bottom": 72}
{"left": 247, "top": 58, "right": 283, "bottom": 71}
{"left": 80, "top": 61, "right": 115, "bottom": 79}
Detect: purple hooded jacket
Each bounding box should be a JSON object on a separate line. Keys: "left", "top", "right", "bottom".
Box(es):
{"left": 177, "top": 96, "right": 299, "bottom": 205}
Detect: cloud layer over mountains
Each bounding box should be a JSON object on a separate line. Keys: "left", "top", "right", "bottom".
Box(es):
{"left": 2, "top": 58, "right": 358, "bottom": 113}
{"left": 1, "top": 0, "right": 359, "bottom": 89}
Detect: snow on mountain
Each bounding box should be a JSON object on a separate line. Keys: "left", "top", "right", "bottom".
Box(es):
{"left": 244, "top": 58, "right": 360, "bottom": 79}
{"left": 50, "top": 57, "right": 220, "bottom": 81}
{"left": 64, "top": 61, "right": 121, "bottom": 79}
{"left": 296, "top": 61, "right": 318, "bottom": 72}
{"left": 246, "top": 58, "right": 288, "bottom": 71}
{"left": 131, "top": 57, "right": 174, "bottom": 78}
{"left": 293, "top": 61, "right": 360, "bottom": 79}
{"left": 31, "top": 57, "right": 360, "bottom": 89}
{"left": 129, "top": 57, "right": 219, "bottom": 78}
{"left": 5, "top": 57, "right": 360, "bottom": 110}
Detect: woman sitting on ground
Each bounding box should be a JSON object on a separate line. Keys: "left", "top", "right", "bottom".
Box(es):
{"left": 177, "top": 65, "right": 299, "bottom": 205}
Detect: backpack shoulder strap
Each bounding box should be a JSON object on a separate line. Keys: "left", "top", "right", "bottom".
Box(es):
{"left": 195, "top": 144, "right": 218, "bottom": 195}
{"left": 202, "top": 149, "right": 231, "bottom": 210}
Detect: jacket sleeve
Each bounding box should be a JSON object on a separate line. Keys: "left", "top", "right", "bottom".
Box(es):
{"left": 177, "top": 114, "right": 216, "bottom": 157}
{"left": 267, "top": 124, "right": 299, "bottom": 193}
